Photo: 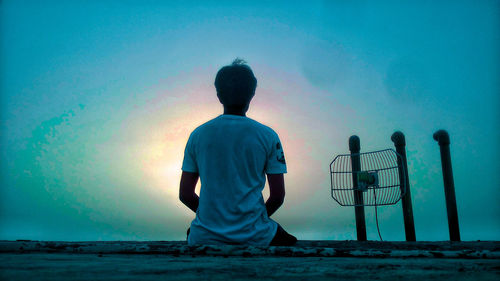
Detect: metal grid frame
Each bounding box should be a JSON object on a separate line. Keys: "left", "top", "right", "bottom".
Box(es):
{"left": 330, "top": 149, "right": 406, "bottom": 207}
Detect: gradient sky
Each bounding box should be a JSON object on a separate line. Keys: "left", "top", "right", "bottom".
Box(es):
{"left": 1, "top": 0, "right": 499, "bottom": 241}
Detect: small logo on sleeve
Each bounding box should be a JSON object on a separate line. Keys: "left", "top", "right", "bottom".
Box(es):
{"left": 276, "top": 142, "right": 286, "bottom": 164}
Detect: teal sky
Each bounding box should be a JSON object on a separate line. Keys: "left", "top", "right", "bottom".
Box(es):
{"left": 1, "top": 0, "right": 499, "bottom": 241}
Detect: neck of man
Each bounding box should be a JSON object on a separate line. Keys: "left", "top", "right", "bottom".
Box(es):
{"left": 223, "top": 105, "right": 248, "bottom": 117}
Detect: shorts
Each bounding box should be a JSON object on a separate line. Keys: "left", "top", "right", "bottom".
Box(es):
{"left": 186, "top": 223, "right": 297, "bottom": 246}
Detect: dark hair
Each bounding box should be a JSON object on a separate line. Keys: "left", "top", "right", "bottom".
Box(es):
{"left": 214, "top": 58, "right": 257, "bottom": 106}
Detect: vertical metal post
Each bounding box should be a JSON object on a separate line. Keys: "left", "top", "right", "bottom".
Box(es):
{"left": 391, "top": 131, "right": 416, "bottom": 241}
{"left": 349, "top": 135, "right": 367, "bottom": 241}
{"left": 433, "top": 130, "right": 461, "bottom": 241}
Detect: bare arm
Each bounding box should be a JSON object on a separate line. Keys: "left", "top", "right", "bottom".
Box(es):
{"left": 179, "top": 171, "right": 200, "bottom": 213}
{"left": 265, "top": 173, "right": 285, "bottom": 217}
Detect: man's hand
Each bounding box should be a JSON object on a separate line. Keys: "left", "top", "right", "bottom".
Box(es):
{"left": 265, "top": 173, "right": 285, "bottom": 217}
{"left": 179, "top": 171, "right": 200, "bottom": 213}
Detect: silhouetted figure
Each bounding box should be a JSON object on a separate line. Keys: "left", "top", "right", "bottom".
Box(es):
{"left": 179, "top": 58, "right": 297, "bottom": 246}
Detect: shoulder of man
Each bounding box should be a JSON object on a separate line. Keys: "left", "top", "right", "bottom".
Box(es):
{"left": 246, "top": 117, "right": 279, "bottom": 137}
{"left": 190, "top": 117, "right": 221, "bottom": 137}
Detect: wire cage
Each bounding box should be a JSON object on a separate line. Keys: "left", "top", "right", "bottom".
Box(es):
{"left": 330, "top": 149, "right": 406, "bottom": 207}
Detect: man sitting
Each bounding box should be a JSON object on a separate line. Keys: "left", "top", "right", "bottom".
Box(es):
{"left": 179, "top": 58, "right": 297, "bottom": 246}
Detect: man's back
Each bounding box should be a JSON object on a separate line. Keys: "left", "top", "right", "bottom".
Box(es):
{"left": 182, "top": 114, "right": 287, "bottom": 245}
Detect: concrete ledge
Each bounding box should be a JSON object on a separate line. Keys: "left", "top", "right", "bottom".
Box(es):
{"left": 1, "top": 240, "right": 498, "bottom": 259}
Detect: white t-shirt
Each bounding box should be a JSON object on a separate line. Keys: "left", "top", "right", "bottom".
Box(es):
{"left": 182, "top": 114, "right": 287, "bottom": 246}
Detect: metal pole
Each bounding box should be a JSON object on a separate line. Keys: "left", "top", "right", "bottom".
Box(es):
{"left": 391, "top": 131, "right": 416, "bottom": 241}
{"left": 433, "top": 130, "right": 461, "bottom": 241}
{"left": 349, "top": 135, "right": 367, "bottom": 241}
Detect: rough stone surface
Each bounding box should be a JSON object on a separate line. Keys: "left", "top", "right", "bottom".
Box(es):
{"left": 1, "top": 240, "right": 499, "bottom": 258}
{"left": 1, "top": 241, "right": 499, "bottom": 280}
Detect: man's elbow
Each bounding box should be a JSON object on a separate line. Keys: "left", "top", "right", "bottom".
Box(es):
{"left": 179, "top": 191, "right": 190, "bottom": 204}
{"left": 278, "top": 195, "right": 285, "bottom": 205}
{"left": 271, "top": 193, "right": 285, "bottom": 206}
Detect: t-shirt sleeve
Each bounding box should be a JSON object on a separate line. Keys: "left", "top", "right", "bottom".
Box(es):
{"left": 265, "top": 132, "right": 287, "bottom": 174}
{"left": 181, "top": 132, "right": 198, "bottom": 173}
